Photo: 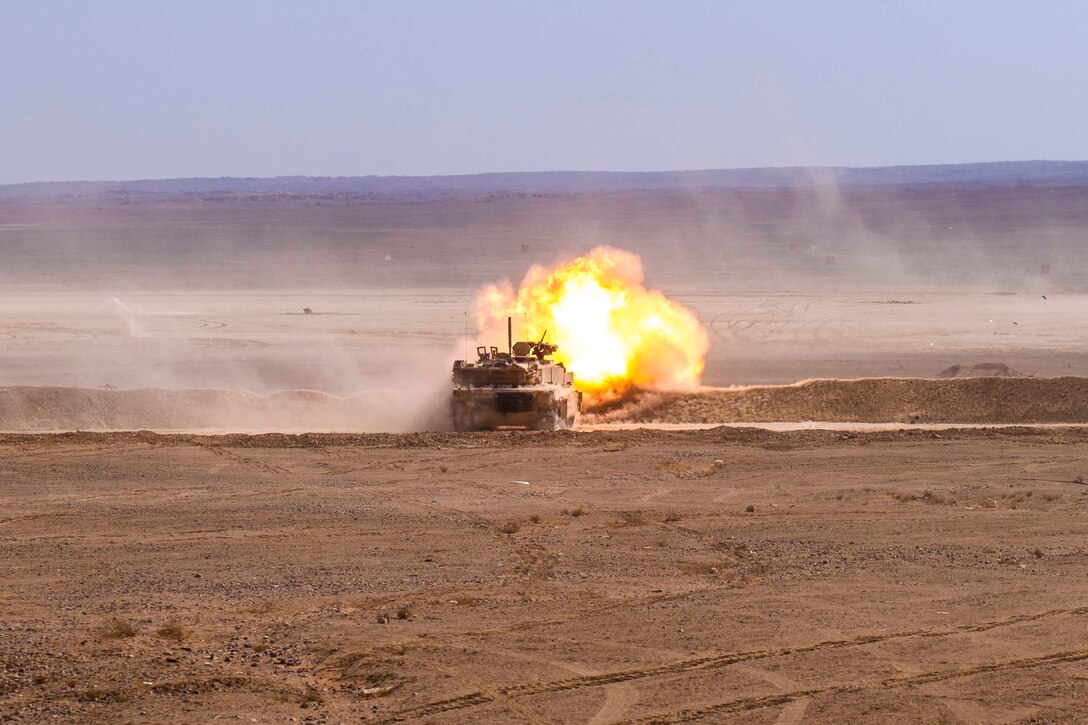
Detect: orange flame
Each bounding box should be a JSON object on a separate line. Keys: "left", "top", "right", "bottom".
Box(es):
{"left": 476, "top": 247, "right": 709, "bottom": 395}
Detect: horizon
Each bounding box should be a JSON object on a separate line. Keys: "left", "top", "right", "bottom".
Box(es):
{"left": 6, "top": 158, "right": 1088, "bottom": 189}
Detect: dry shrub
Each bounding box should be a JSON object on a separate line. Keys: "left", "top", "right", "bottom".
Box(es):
{"left": 246, "top": 601, "right": 276, "bottom": 615}
{"left": 680, "top": 562, "right": 725, "bottom": 577}
{"left": 663, "top": 464, "right": 695, "bottom": 478}
{"left": 609, "top": 511, "right": 648, "bottom": 528}
{"left": 891, "top": 490, "right": 951, "bottom": 505}
{"left": 100, "top": 618, "right": 137, "bottom": 639}
{"left": 156, "top": 622, "right": 187, "bottom": 641}
{"left": 498, "top": 521, "right": 520, "bottom": 535}
{"left": 76, "top": 688, "right": 110, "bottom": 702}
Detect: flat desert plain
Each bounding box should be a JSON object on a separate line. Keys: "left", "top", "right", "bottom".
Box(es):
{"left": 3, "top": 182, "right": 1088, "bottom": 722}
{"left": 2, "top": 428, "right": 1088, "bottom": 723}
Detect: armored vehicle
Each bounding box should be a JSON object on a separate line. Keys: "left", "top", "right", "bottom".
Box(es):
{"left": 451, "top": 319, "right": 581, "bottom": 431}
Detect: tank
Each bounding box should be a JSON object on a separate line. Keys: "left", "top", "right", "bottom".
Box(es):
{"left": 451, "top": 319, "right": 582, "bottom": 431}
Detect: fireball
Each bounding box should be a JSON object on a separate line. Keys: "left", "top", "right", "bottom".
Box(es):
{"left": 476, "top": 247, "right": 709, "bottom": 396}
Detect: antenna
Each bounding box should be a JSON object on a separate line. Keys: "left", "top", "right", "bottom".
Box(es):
{"left": 507, "top": 316, "right": 513, "bottom": 356}
{"left": 533, "top": 328, "right": 548, "bottom": 357}
{"left": 464, "top": 311, "right": 468, "bottom": 361}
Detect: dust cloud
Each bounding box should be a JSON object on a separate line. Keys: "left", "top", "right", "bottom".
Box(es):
{"left": 0, "top": 292, "right": 461, "bottom": 432}
{"left": 2, "top": 173, "right": 1088, "bottom": 431}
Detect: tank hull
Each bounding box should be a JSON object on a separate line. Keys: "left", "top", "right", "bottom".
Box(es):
{"left": 451, "top": 386, "right": 579, "bottom": 431}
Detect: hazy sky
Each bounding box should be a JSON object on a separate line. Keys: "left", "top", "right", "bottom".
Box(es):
{"left": 3, "top": 1, "right": 1086, "bottom": 183}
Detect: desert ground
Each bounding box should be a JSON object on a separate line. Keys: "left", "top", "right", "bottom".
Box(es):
{"left": 2, "top": 428, "right": 1088, "bottom": 723}
{"left": 2, "top": 180, "right": 1088, "bottom": 722}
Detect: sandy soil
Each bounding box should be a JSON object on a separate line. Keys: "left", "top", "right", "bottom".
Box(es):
{"left": 3, "top": 184, "right": 1088, "bottom": 722}
{"left": 2, "top": 428, "right": 1087, "bottom": 723}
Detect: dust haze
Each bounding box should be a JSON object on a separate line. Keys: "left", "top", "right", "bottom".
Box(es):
{"left": 3, "top": 167, "right": 1088, "bottom": 431}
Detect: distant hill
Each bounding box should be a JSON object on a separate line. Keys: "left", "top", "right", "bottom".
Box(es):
{"left": 4, "top": 160, "right": 1088, "bottom": 200}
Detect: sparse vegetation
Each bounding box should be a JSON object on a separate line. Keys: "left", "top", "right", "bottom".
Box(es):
{"left": 997, "top": 490, "right": 1058, "bottom": 507}
{"left": 610, "top": 511, "right": 648, "bottom": 527}
{"left": 375, "top": 612, "right": 389, "bottom": 624}
{"left": 891, "top": 490, "right": 951, "bottom": 505}
{"left": 246, "top": 601, "right": 275, "bottom": 615}
{"left": 76, "top": 688, "right": 110, "bottom": 702}
{"left": 680, "top": 562, "right": 724, "bottom": 577}
{"left": 662, "top": 511, "right": 682, "bottom": 523}
{"left": 569, "top": 507, "right": 585, "bottom": 517}
{"left": 301, "top": 689, "right": 324, "bottom": 704}
{"left": 498, "top": 521, "right": 520, "bottom": 535}
{"left": 529, "top": 514, "right": 541, "bottom": 524}
{"left": 395, "top": 606, "right": 412, "bottom": 620}
{"left": 439, "top": 465, "right": 448, "bottom": 473}
{"left": 156, "top": 621, "right": 187, "bottom": 641}
{"left": 100, "top": 617, "right": 137, "bottom": 639}
{"left": 745, "top": 505, "right": 755, "bottom": 513}
{"left": 1033, "top": 548, "right": 1044, "bottom": 558}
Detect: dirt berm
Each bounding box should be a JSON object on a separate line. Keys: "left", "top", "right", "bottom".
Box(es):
{"left": 2, "top": 377, "right": 1088, "bottom": 431}
{"left": 585, "top": 376, "right": 1088, "bottom": 424}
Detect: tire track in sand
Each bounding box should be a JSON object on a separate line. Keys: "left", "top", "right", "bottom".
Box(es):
{"left": 379, "top": 605, "right": 1088, "bottom": 722}
{"left": 616, "top": 647, "right": 1088, "bottom": 724}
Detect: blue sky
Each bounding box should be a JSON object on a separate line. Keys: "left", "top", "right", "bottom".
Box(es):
{"left": 2, "top": 1, "right": 1086, "bottom": 183}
